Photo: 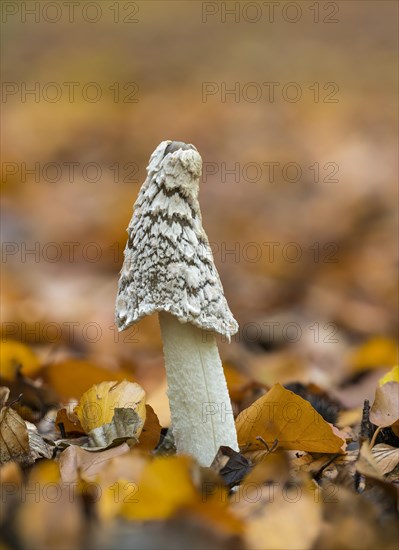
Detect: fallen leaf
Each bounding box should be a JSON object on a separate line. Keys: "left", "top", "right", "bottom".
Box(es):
{"left": 211, "top": 446, "right": 252, "bottom": 488}
{"left": 26, "top": 421, "right": 54, "bottom": 461}
{"left": 356, "top": 441, "right": 384, "bottom": 480}
{"left": 135, "top": 404, "right": 162, "bottom": 451}
{"left": 58, "top": 442, "right": 131, "bottom": 484}
{"left": 236, "top": 383, "right": 346, "bottom": 454}
{"left": 74, "top": 380, "right": 146, "bottom": 448}
{"left": 75, "top": 380, "right": 145, "bottom": 431}
{"left": 0, "top": 387, "right": 30, "bottom": 465}
{"left": 371, "top": 444, "right": 399, "bottom": 475}
{"left": 90, "top": 408, "right": 144, "bottom": 448}
{"left": 370, "top": 381, "right": 399, "bottom": 427}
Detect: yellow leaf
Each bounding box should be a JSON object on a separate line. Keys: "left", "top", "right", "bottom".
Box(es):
{"left": 75, "top": 380, "right": 146, "bottom": 432}
{"left": 379, "top": 365, "right": 399, "bottom": 386}
{"left": 121, "top": 455, "right": 198, "bottom": 520}
{"left": 0, "top": 342, "right": 41, "bottom": 380}
{"left": 236, "top": 383, "right": 346, "bottom": 454}
{"left": 349, "top": 337, "right": 398, "bottom": 372}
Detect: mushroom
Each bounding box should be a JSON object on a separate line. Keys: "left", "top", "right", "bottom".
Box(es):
{"left": 115, "top": 140, "right": 239, "bottom": 466}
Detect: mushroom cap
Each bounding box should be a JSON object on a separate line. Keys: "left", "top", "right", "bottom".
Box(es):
{"left": 115, "top": 140, "right": 238, "bottom": 338}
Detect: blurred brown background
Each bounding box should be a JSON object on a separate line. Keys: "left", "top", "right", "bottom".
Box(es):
{"left": 1, "top": 1, "right": 398, "bottom": 417}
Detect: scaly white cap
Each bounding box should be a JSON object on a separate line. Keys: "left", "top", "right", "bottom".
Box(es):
{"left": 115, "top": 140, "right": 238, "bottom": 338}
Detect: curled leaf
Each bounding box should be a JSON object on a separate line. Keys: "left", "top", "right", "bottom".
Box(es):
{"left": 74, "top": 381, "right": 146, "bottom": 449}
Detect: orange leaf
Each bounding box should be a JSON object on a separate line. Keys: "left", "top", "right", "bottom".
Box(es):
{"left": 136, "top": 405, "right": 162, "bottom": 451}
{"left": 236, "top": 383, "right": 346, "bottom": 454}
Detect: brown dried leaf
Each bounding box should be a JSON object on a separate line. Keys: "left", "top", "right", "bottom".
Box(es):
{"left": 370, "top": 381, "right": 399, "bottom": 427}
{"left": 211, "top": 446, "right": 251, "bottom": 488}
{"left": 371, "top": 444, "right": 399, "bottom": 475}
{"left": 236, "top": 383, "right": 346, "bottom": 454}
{"left": 58, "top": 442, "right": 131, "bottom": 484}
{"left": 26, "top": 421, "right": 54, "bottom": 461}
{"left": 0, "top": 388, "right": 30, "bottom": 465}
{"left": 356, "top": 441, "right": 384, "bottom": 480}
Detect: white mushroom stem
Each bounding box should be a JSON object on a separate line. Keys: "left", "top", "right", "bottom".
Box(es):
{"left": 159, "top": 311, "right": 239, "bottom": 467}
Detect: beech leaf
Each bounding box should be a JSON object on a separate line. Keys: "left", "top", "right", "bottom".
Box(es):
{"left": 370, "top": 381, "right": 399, "bottom": 427}
{"left": 236, "top": 383, "right": 346, "bottom": 454}
{"left": 0, "top": 387, "right": 30, "bottom": 465}
{"left": 74, "top": 381, "right": 146, "bottom": 449}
